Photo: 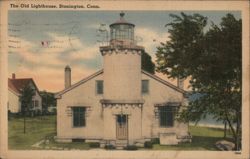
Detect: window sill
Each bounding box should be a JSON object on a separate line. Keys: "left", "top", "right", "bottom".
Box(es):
{"left": 72, "top": 126, "right": 86, "bottom": 128}
{"left": 159, "top": 126, "right": 174, "bottom": 128}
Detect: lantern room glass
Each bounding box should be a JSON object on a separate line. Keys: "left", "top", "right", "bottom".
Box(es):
{"left": 110, "top": 24, "right": 134, "bottom": 41}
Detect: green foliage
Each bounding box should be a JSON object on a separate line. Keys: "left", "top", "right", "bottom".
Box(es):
{"left": 156, "top": 12, "right": 242, "bottom": 150}
{"left": 89, "top": 142, "right": 100, "bottom": 148}
{"left": 40, "top": 91, "right": 56, "bottom": 113}
{"left": 104, "top": 144, "right": 116, "bottom": 150}
{"left": 151, "top": 138, "right": 160, "bottom": 144}
{"left": 141, "top": 51, "right": 155, "bottom": 74}
{"left": 144, "top": 141, "right": 153, "bottom": 149}
{"left": 124, "top": 145, "right": 138, "bottom": 150}
{"left": 20, "top": 85, "right": 35, "bottom": 114}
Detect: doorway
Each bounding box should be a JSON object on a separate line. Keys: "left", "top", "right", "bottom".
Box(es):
{"left": 116, "top": 114, "right": 128, "bottom": 140}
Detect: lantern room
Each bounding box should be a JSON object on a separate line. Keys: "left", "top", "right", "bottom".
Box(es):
{"left": 109, "top": 12, "right": 135, "bottom": 46}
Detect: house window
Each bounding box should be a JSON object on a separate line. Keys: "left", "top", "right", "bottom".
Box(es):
{"left": 72, "top": 107, "right": 86, "bottom": 127}
{"left": 31, "top": 100, "right": 35, "bottom": 108}
{"left": 35, "top": 100, "right": 39, "bottom": 107}
{"left": 142, "top": 80, "right": 149, "bottom": 94}
{"left": 96, "top": 80, "right": 103, "bottom": 94}
{"left": 159, "top": 106, "right": 174, "bottom": 127}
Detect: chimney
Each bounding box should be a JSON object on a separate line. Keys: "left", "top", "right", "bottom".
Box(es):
{"left": 65, "top": 65, "right": 71, "bottom": 89}
{"left": 12, "top": 73, "right": 16, "bottom": 79}
{"left": 177, "top": 78, "right": 184, "bottom": 90}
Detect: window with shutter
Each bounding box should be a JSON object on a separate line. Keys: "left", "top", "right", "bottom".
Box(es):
{"left": 72, "top": 107, "right": 86, "bottom": 127}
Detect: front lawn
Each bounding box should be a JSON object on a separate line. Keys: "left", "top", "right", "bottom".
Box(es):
{"left": 152, "top": 126, "right": 232, "bottom": 150}
{"left": 8, "top": 115, "right": 56, "bottom": 150}
{"left": 8, "top": 115, "right": 232, "bottom": 150}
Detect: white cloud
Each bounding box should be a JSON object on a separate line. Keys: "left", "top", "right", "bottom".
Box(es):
{"left": 9, "top": 33, "right": 101, "bottom": 92}
{"left": 135, "top": 27, "right": 170, "bottom": 61}
{"left": 46, "top": 32, "right": 99, "bottom": 60}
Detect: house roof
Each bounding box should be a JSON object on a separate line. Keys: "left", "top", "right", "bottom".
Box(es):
{"left": 8, "top": 78, "right": 40, "bottom": 96}
{"left": 141, "top": 70, "right": 186, "bottom": 94}
{"left": 55, "top": 69, "right": 104, "bottom": 98}
{"left": 55, "top": 69, "right": 186, "bottom": 98}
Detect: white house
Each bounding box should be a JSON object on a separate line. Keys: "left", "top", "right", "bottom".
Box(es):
{"left": 8, "top": 73, "right": 42, "bottom": 113}
{"left": 56, "top": 13, "right": 191, "bottom": 148}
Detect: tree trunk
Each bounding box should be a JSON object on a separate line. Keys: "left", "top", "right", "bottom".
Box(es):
{"left": 235, "top": 111, "right": 241, "bottom": 150}
{"left": 23, "top": 110, "right": 26, "bottom": 134}
{"left": 225, "top": 112, "right": 241, "bottom": 151}
{"left": 223, "top": 121, "right": 227, "bottom": 138}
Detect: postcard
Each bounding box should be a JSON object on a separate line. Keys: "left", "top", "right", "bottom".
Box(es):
{"left": 0, "top": 0, "right": 249, "bottom": 159}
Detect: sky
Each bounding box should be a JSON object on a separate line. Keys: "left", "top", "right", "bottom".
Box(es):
{"left": 8, "top": 11, "right": 241, "bottom": 92}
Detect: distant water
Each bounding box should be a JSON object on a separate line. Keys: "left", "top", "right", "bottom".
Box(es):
{"left": 189, "top": 114, "right": 225, "bottom": 128}
{"left": 188, "top": 93, "right": 237, "bottom": 129}
{"left": 188, "top": 93, "right": 226, "bottom": 129}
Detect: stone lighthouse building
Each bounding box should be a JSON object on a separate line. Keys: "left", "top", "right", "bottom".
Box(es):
{"left": 56, "top": 13, "right": 190, "bottom": 148}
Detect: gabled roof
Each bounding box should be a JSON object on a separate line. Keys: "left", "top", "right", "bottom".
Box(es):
{"left": 142, "top": 70, "right": 186, "bottom": 94}
{"left": 8, "top": 78, "right": 41, "bottom": 96}
{"left": 55, "top": 69, "right": 104, "bottom": 98}
{"left": 56, "top": 69, "right": 186, "bottom": 98}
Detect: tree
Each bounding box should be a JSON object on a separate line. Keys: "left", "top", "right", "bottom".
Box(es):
{"left": 156, "top": 13, "right": 242, "bottom": 150}
{"left": 141, "top": 51, "right": 155, "bottom": 74}
{"left": 40, "top": 91, "right": 56, "bottom": 114}
{"left": 20, "top": 84, "right": 35, "bottom": 133}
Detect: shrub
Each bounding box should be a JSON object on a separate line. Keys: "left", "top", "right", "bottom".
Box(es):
{"left": 36, "top": 110, "right": 42, "bottom": 116}
{"left": 124, "top": 145, "right": 138, "bottom": 150}
{"left": 151, "top": 138, "right": 160, "bottom": 144}
{"left": 72, "top": 138, "right": 85, "bottom": 142}
{"left": 89, "top": 142, "right": 100, "bottom": 148}
{"left": 144, "top": 141, "right": 153, "bottom": 149}
{"left": 104, "top": 144, "right": 116, "bottom": 150}
{"left": 52, "top": 108, "right": 57, "bottom": 115}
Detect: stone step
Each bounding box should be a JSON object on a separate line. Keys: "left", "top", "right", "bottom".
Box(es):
{"left": 115, "top": 140, "right": 128, "bottom": 149}
{"left": 116, "top": 140, "right": 128, "bottom": 144}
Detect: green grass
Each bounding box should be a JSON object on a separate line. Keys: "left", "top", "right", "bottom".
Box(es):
{"left": 8, "top": 115, "right": 93, "bottom": 150}
{"left": 152, "top": 126, "right": 233, "bottom": 150}
{"left": 9, "top": 115, "right": 232, "bottom": 150}
{"left": 8, "top": 115, "right": 56, "bottom": 150}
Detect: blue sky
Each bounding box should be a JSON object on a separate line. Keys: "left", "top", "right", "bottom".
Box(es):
{"left": 8, "top": 10, "right": 241, "bottom": 92}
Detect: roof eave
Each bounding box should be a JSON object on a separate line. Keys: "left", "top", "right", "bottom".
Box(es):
{"left": 56, "top": 69, "right": 103, "bottom": 98}
{"left": 141, "top": 70, "right": 187, "bottom": 94}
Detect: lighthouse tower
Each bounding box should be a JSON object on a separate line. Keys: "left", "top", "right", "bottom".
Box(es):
{"left": 100, "top": 12, "right": 144, "bottom": 102}
{"left": 100, "top": 13, "right": 145, "bottom": 145}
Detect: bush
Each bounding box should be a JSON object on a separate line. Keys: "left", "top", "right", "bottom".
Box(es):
{"left": 104, "top": 144, "right": 116, "bottom": 150}
{"left": 36, "top": 110, "right": 42, "bottom": 116}
{"left": 151, "top": 138, "right": 160, "bottom": 144}
{"left": 144, "top": 141, "right": 153, "bottom": 149}
{"left": 124, "top": 145, "right": 138, "bottom": 150}
{"left": 52, "top": 108, "right": 57, "bottom": 114}
{"left": 89, "top": 142, "right": 100, "bottom": 148}
{"left": 72, "top": 138, "right": 85, "bottom": 142}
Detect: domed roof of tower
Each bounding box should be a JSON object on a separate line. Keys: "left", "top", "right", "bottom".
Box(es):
{"left": 110, "top": 12, "right": 135, "bottom": 27}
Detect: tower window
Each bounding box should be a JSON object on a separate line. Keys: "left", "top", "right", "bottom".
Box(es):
{"left": 142, "top": 80, "right": 149, "bottom": 94}
{"left": 72, "top": 107, "right": 86, "bottom": 127}
{"left": 96, "top": 80, "right": 103, "bottom": 94}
